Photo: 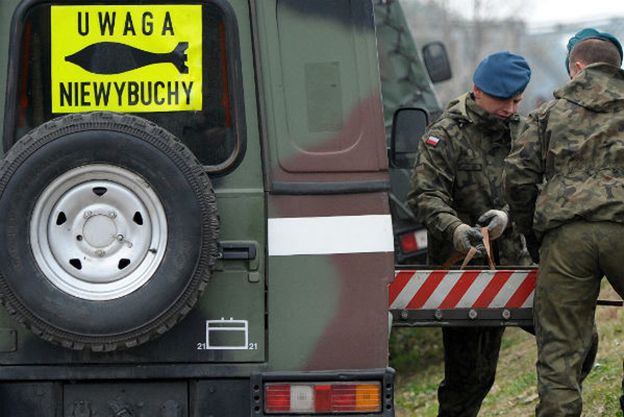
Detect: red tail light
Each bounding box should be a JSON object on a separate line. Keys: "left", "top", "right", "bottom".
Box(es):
{"left": 265, "top": 384, "right": 291, "bottom": 412}
{"left": 399, "top": 229, "right": 427, "bottom": 254}
{"left": 264, "top": 381, "right": 381, "bottom": 414}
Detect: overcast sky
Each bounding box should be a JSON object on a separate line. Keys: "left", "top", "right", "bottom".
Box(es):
{"left": 436, "top": 0, "right": 624, "bottom": 28}
{"left": 528, "top": 1, "right": 624, "bottom": 25}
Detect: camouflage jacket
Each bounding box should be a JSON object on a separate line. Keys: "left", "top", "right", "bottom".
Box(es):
{"left": 504, "top": 63, "right": 624, "bottom": 237}
{"left": 408, "top": 93, "right": 531, "bottom": 266}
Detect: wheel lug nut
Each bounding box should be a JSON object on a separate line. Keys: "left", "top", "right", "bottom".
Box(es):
{"left": 84, "top": 211, "right": 92, "bottom": 218}
{"left": 109, "top": 211, "right": 117, "bottom": 218}
{"left": 95, "top": 250, "right": 105, "bottom": 257}
{"left": 117, "top": 234, "right": 124, "bottom": 241}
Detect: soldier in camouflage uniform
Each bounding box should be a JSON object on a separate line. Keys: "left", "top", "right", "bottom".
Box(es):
{"left": 408, "top": 51, "right": 533, "bottom": 417}
{"left": 504, "top": 29, "right": 624, "bottom": 417}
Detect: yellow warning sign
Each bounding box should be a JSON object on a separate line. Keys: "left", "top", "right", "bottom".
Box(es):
{"left": 51, "top": 5, "right": 202, "bottom": 113}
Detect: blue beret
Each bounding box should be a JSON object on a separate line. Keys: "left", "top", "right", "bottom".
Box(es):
{"left": 565, "top": 28, "right": 623, "bottom": 74}
{"left": 472, "top": 51, "right": 531, "bottom": 99}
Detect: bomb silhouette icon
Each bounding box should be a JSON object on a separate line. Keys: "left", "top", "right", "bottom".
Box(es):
{"left": 65, "top": 41, "right": 189, "bottom": 74}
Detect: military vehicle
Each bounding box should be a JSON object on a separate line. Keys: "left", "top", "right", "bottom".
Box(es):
{"left": 374, "top": 0, "right": 450, "bottom": 265}
{"left": 0, "top": 0, "right": 455, "bottom": 415}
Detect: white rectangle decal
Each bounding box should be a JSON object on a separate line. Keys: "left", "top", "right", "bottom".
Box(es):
{"left": 205, "top": 319, "right": 249, "bottom": 350}
{"left": 268, "top": 215, "right": 394, "bottom": 256}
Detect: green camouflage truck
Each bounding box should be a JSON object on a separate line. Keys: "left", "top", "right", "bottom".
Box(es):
{"left": 374, "top": 0, "right": 448, "bottom": 265}
{"left": 0, "top": 0, "right": 452, "bottom": 415}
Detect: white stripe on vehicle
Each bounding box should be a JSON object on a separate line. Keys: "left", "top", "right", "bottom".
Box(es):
{"left": 268, "top": 215, "right": 394, "bottom": 256}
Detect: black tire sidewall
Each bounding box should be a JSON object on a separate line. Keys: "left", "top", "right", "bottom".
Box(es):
{"left": 0, "top": 114, "right": 216, "bottom": 344}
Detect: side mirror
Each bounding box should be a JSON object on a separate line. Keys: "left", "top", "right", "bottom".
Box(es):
{"left": 390, "top": 107, "right": 429, "bottom": 168}
{"left": 422, "top": 41, "right": 452, "bottom": 84}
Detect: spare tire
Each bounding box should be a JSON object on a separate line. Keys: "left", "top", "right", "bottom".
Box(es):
{"left": 0, "top": 112, "right": 219, "bottom": 351}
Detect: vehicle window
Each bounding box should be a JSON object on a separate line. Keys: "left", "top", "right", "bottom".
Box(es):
{"left": 10, "top": 1, "right": 242, "bottom": 170}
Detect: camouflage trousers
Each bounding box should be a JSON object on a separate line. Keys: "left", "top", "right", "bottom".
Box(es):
{"left": 437, "top": 326, "right": 597, "bottom": 417}
{"left": 535, "top": 221, "right": 624, "bottom": 417}
{"left": 437, "top": 326, "right": 504, "bottom": 417}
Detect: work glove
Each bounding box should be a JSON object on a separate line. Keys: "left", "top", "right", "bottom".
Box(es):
{"left": 452, "top": 224, "right": 486, "bottom": 256}
{"left": 477, "top": 209, "right": 508, "bottom": 240}
{"left": 524, "top": 231, "right": 540, "bottom": 264}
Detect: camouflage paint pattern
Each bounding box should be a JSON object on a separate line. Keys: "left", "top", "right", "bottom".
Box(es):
{"left": 0, "top": 0, "right": 394, "bottom": 383}
{"left": 374, "top": 0, "right": 442, "bottom": 127}
{"left": 504, "top": 63, "right": 624, "bottom": 237}
{"left": 409, "top": 92, "right": 532, "bottom": 266}
{"left": 534, "top": 222, "right": 624, "bottom": 417}
{"left": 254, "top": 0, "right": 393, "bottom": 371}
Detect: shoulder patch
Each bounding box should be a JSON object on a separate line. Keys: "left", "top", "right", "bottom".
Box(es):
{"left": 425, "top": 136, "right": 441, "bottom": 146}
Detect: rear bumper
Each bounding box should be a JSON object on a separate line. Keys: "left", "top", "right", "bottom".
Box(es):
{"left": 0, "top": 367, "right": 395, "bottom": 417}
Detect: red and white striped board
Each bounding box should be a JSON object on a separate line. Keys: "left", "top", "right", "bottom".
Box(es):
{"left": 389, "top": 269, "right": 537, "bottom": 311}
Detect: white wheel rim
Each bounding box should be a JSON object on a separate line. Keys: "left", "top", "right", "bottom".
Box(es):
{"left": 30, "top": 164, "right": 168, "bottom": 300}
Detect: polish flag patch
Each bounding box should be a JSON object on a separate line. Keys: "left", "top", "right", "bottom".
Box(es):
{"left": 426, "top": 136, "right": 441, "bottom": 146}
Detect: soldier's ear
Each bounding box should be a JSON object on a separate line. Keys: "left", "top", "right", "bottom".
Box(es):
{"left": 570, "top": 61, "right": 587, "bottom": 78}
{"left": 472, "top": 85, "right": 482, "bottom": 99}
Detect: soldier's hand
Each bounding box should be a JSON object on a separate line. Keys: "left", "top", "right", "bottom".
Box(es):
{"left": 477, "top": 209, "right": 508, "bottom": 240}
{"left": 452, "top": 224, "right": 485, "bottom": 255}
